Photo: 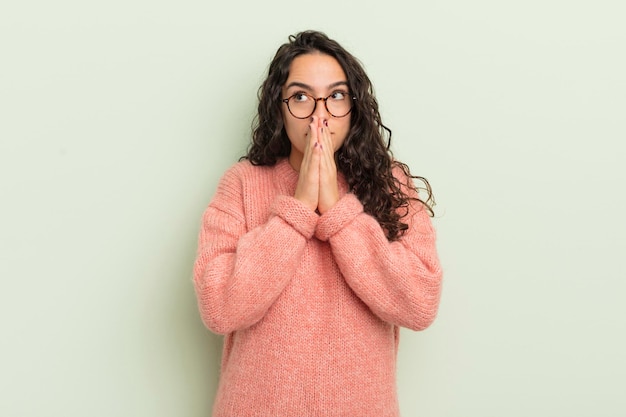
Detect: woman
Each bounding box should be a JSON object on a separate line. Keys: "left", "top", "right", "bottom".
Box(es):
{"left": 193, "top": 30, "right": 442, "bottom": 416}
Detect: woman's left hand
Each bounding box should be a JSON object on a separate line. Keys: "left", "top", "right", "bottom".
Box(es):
{"left": 317, "top": 119, "right": 339, "bottom": 214}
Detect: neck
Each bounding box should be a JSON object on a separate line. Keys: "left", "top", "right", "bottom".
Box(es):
{"left": 288, "top": 151, "right": 303, "bottom": 172}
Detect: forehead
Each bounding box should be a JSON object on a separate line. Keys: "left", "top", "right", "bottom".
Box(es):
{"left": 284, "top": 53, "right": 347, "bottom": 88}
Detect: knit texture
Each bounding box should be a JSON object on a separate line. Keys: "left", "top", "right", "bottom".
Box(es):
{"left": 193, "top": 158, "right": 442, "bottom": 417}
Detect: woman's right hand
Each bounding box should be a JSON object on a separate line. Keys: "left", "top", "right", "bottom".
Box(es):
{"left": 294, "top": 117, "right": 321, "bottom": 212}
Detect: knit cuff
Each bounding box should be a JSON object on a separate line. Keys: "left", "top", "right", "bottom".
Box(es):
{"left": 314, "top": 193, "right": 363, "bottom": 241}
{"left": 271, "top": 195, "right": 319, "bottom": 239}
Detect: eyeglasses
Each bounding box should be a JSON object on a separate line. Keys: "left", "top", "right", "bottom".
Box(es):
{"left": 282, "top": 91, "right": 355, "bottom": 119}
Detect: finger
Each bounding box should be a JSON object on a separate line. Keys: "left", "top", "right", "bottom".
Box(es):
{"left": 319, "top": 120, "right": 332, "bottom": 151}
{"left": 302, "top": 117, "right": 316, "bottom": 155}
{"left": 300, "top": 117, "right": 321, "bottom": 173}
{"left": 317, "top": 147, "right": 339, "bottom": 213}
{"left": 296, "top": 118, "right": 321, "bottom": 193}
{"left": 317, "top": 122, "right": 338, "bottom": 198}
{"left": 308, "top": 116, "right": 319, "bottom": 145}
{"left": 318, "top": 124, "right": 335, "bottom": 171}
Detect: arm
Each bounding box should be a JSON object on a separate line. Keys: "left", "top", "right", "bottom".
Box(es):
{"left": 315, "top": 186, "right": 442, "bottom": 331}
{"left": 193, "top": 166, "right": 318, "bottom": 335}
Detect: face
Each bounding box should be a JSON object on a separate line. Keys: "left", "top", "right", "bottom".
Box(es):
{"left": 281, "top": 53, "right": 351, "bottom": 170}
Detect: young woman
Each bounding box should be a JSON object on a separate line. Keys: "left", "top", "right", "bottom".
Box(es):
{"left": 193, "top": 30, "right": 442, "bottom": 417}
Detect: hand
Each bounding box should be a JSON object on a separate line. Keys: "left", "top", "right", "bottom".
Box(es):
{"left": 317, "top": 119, "right": 339, "bottom": 214}
{"left": 293, "top": 117, "right": 339, "bottom": 214}
{"left": 293, "top": 117, "right": 321, "bottom": 212}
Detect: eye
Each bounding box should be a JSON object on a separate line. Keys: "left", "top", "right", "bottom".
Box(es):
{"left": 293, "top": 92, "right": 310, "bottom": 102}
{"left": 329, "top": 91, "right": 348, "bottom": 101}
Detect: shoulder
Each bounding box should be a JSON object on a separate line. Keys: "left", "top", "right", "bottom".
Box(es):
{"left": 219, "top": 159, "right": 276, "bottom": 184}
{"left": 215, "top": 159, "right": 291, "bottom": 199}
{"left": 209, "top": 161, "right": 276, "bottom": 215}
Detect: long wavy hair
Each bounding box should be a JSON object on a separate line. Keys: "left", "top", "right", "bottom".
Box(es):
{"left": 243, "top": 30, "right": 434, "bottom": 241}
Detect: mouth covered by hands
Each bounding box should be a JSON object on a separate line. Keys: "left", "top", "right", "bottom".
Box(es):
{"left": 293, "top": 116, "right": 340, "bottom": 214}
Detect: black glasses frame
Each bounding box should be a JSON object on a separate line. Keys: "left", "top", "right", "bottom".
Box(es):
{"left": 282, "top": 92, "right": 356, "bottom": 119}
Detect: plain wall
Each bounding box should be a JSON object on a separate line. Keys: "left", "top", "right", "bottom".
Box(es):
{"left": 1, "top": 1, "right": 624, "bottom": 416}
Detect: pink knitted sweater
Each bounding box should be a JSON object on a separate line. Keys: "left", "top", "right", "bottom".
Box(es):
{"left": 193, "top": 158, "right": 442, "bottom": 417}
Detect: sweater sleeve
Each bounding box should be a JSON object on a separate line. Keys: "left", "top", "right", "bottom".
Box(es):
{"left": 314, "top": 177, "right": 442, "bottom": 331}
{"left": 193, "top": 166, "right": 318, "bottom": 335}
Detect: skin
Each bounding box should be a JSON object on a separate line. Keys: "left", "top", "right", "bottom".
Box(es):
{"left": 281, "top": 53, "right": 351, "bottom": 214}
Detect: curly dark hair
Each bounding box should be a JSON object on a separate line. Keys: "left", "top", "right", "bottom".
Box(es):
{"left": 243, "top": 30, "right": 434, "bottom": 241}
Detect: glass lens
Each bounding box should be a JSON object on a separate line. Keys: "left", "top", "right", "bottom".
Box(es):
{"left": 326, "top": 91, "right": 352, "bottom": 117}
{"left": 288, "top": 94, "right": 315, "bottom": 118}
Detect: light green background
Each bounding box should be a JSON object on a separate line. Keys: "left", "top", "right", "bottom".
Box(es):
{"left": 1, "top": 1, "right": 625, "bottom": 416}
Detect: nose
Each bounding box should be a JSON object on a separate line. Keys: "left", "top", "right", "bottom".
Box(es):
{"left": 312, "top": 97, "right": 330, "bottom": 120}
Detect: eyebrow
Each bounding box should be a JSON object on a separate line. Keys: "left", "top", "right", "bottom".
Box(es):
{"left": 284, "top": 81, "right": 349, "bottom": 91}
